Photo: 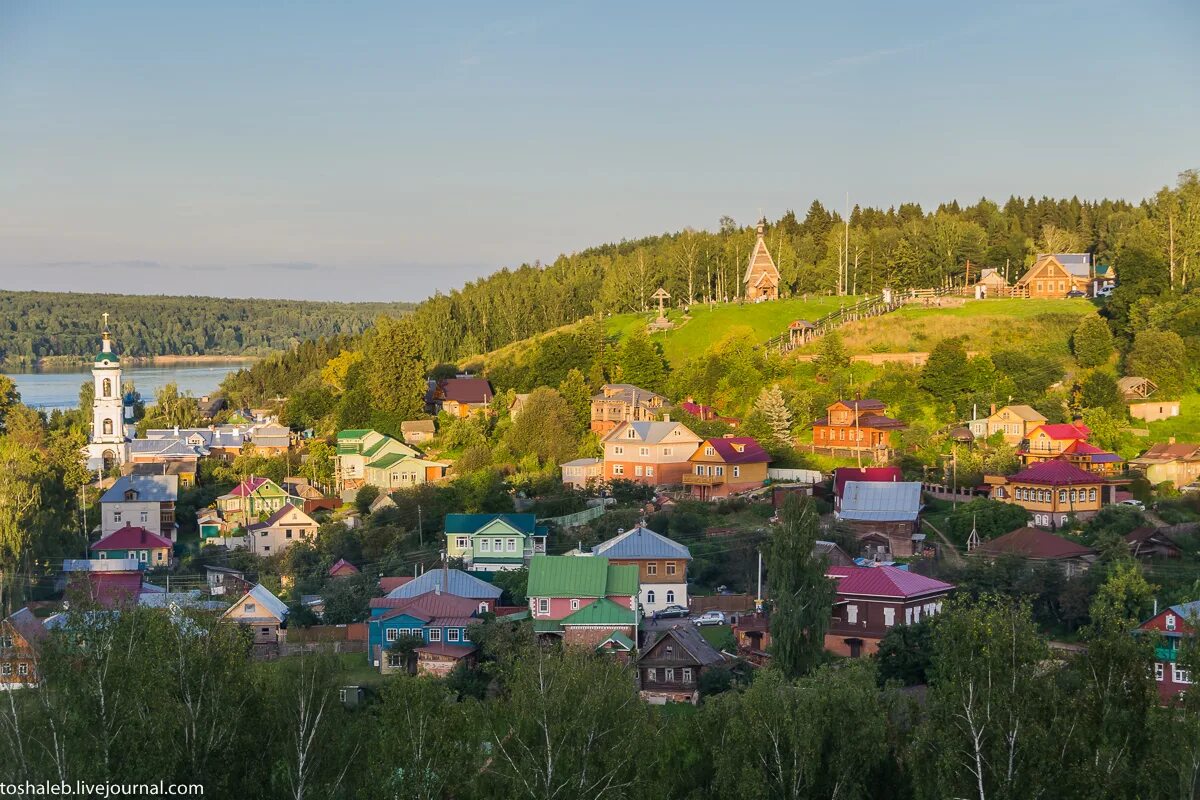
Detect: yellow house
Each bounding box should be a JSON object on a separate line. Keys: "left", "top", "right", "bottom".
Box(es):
{"left": 968, "top": 404, "right": 1047, "bottom": 445}
{"left": 989, "top": 461, "right": 1111, "bottom": 528}
{"left": 1014, "top": 255, "right": 1091, "bottom": 298}
{"left": 221, "top": 584, "right": 289, "bottom": 645}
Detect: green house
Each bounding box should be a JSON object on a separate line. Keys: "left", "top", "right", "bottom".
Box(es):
{"left": 444, "top": 513, "right": 548, "bottom": 572}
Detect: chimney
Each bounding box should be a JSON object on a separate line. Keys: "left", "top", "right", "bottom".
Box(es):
{"left": 663, "top": 413, "right": 670, "bottom": 422}
{"left": 990, "top": 403, "right": 996, "bottom": 416}
{"left": 173, "top": 425, "right": 179, "bottom": 436}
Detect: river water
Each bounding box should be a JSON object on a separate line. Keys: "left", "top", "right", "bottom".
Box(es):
{"left": 4, "top": 362, "right": 253, "bottom": 411}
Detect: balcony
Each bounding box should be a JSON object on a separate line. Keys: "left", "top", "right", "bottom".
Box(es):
{"left": 683, "top": 473, "right": 725, "bottom": 486}
{"left": 1155, "top": 645, "right": 1178, "bottom": 662}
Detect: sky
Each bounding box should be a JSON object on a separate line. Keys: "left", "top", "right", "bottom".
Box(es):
{"left": 1, "top": 1, "right": 1198, "bottom": 302}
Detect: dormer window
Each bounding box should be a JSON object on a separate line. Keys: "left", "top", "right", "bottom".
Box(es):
{"left": 1166, "top": 614, "right": 1177, "bottom": 631}
{"left": 732, "top": 443, "right": 745, "bottom": 453}
{"left": 704, "top": 447, "right": 715, "bottom": 457}
{"left": 124, "top": 490, "right": 138, "bottom": 501}
{"left": 626, "top": 430, "right": 636, "bottom": 439}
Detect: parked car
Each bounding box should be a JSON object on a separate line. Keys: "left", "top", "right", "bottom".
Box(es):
{"left": 1066, "top": 289, "right": 1086, "bottom": 298}
{"left": 1095, "top": 284, "right": 1116, "bottom": 297}
{"left": 654, "top": 605, "right": 689, "bottom": 620}
{"left": 694, "top": 610, "right": 727, "bottom": 627}
{"left": 1120, "top": 499, "right": 1145, "bottom": 509}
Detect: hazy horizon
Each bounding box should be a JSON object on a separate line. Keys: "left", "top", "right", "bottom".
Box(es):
{"left": 3, "top": 1, "right": 1198, "bottom": 302}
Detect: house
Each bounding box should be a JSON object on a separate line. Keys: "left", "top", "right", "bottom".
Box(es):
{"left": 0, "top": 608, "right": 46, "bottom": 688}
{"left": 1126, "top": 527, "right": 1183, "bottom": 560}
{"left": 560, "top": 457, "right": 603, "bottom": 489}
{"left": 1053, "top": 440, "right": 1124, "bottom": 475}
{"left": 204, "top": 565, "right": 250, "bottom": 597}
{"left": 1020, "top": 422, "right": 1091, "bottom": 464}
{"left": 245, "top": 505, "right": 319, "bottom": 557}
{"left": 815, "top": 539, "right": 855, "bottom": 567}
{"left": 64, "top": 559, "right": 146, "bottom": 609}
{"left": 369, "top": 493, "right": 396, "bottom": 514}
{"left": 91, "top": 525, "right": 174, "bottom": 569}
{"left": 143, "top": 425, "right": 250, "bottom": 462}
{"left": 367, "top": 590, "right": 481, "bottom": 673}
{"left": 684, "top": 436, "right": 771, "bottom": 499}
{"left": 400, "top": 419, "right": 436, "bottom": 445}
{"left": 363, "top": 453, "right": 449, "bottom": 492}
{"left": 1014, "top": 254, "right": 1093, "bottom": 298}
{"left": 249, "top": 422, "right": 291, "bottom": 454}
{"left": 281, "top": 478, "right": 338, "bottom": 515}
{"left": 1129, "top": 441, "right": 1200, "bottom": 490}
{"left": 1137, "top": 601, "right": 1197, "bottom": 703}
{"left": 638, "top": 623, "right": 725, "bottom": 704}
{"left": 678, "top": 397, "right": 739, "bottom": 426}
{"left": 971, "top": 526, "right": 1097, "bottom": 577}
{"left": 328, "top": 558, "right": 360, "bottom": 578}
{"left": 988, "top": 461, "right": 1114, "bottom": 527}
{"left": 601, "top": 420, "right": 703, "bottom": 486}
{"left": 590, "top": 384, "right": 672, "bottom": 434}
{"left": 334, "top": 429, "right": 444, "bottom": 493}
{"left": 971, "top": 267, "right": 1009, "bottom": 299}
{"left": 527, "top": 555, "right": 639, "bottom": 647}
{"left": 1119, "top": 377, "right": 1181, "bottom": 422}
{"left": 444, "top": 513, "right": 548, "bottom": 571}
{"left": 100, "top": 475, "right": 178, "bottom": 541}
{"left": 832, "top": 467, "right": 903, "bottom": 512}
{"left": 508, "top": 393, "right": 530, "bottom": 419}
{"left": 221, "top": 584, "right": 289, "bottom": 647}
{"left": 429, "top": 377, "right": 494, "bottom": 418}
{"left": 376, "top": 567, "right": 502, "bottom": 610}
{"left": 216, "top": 476, "right": 296, "bottom": 527}
{"left": 591, "top": 525, "right": 691, "bottom": 614}
{"left": 123, "top": 459, "right": 198, "bottom": 489}
{"left": 125, "top": 434, "right": 203, "bottom": 485}
{"left": 743, "top": 220, "right": 781, "bottom": 302}
{"left": 835, "top": 481, "right": 924, "bottom": 557}
{"left": 825, "top": 565, "right": 954, "bottom": 658}
{"left": 967, "top": 404, "right": 1047, "bottom": 445}
{"left": 812, "top": 398, "right": 906, "bottom": 453}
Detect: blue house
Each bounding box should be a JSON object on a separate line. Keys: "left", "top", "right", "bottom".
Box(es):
{"left": 367, "top": 590, "right": 482, "bottom": 673}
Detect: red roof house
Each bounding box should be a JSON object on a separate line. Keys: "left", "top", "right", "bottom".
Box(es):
{"left": 685, "top": 436, "right": 771, "bottom": 499}
{"left": 825, "top": 565, "right": 954, "bottom": 658}
{"left": 432, "top": 377, "right": 494, "bottom": 418}
{"left": 971, "top": 526, "right": 1097, "bottom": 576}
{"left": 67, "top": 571, "right": 145, "bottom": 609}
{"left": 91, "top": 525, "right": 174, "bottom": 569}
{"left": 328, "top": 559, "right": 360, "bottom": 578}
{"left": 1138, "top": 601, "right": 1200, "bottom": 703}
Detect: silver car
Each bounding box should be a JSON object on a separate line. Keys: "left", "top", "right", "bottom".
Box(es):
{"left": 694, "top": 610, "right": 726, "bottom": 627}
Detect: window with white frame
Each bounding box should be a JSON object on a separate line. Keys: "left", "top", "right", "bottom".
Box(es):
{"left": 493, "top": 538, "right": 502, "bottom": 551}
{"left": 1173, "top": 664, "right": 1192, "bottom": 684}
{"left": 480, "top": 539, "right": 491, "bottom": 552}
{"left": 847, "top": 604, "right": 858, "bottom": 624}
{"left": 456, "top": 536, "right": 469, "bottom": 549}
{"left": 570, "top": 599, "right": 580, "bottom": 610}
{"left": 1155, "top": 663, "right": 1165, "bottom": 681}
{"left": 662, "top": 448, "right": 671, "bottom": 456}
{"left": 704, "top": 446, "right": 715, "bottom": 456}
{"left": 682, "top": 668, "right": 692, "bottom": 683}
{"left": 883, "top": 607, "right": 895, "bottom": 627}
{"left": 665, "top": 668, "right": 675, "bottom": 681}
{"left": 733, "top": 466, "right": 740, "bottom": 478}
{"left": 666, "top": 590, "right": 674, "bottom": 603}
{"left": 448, "top": 628, "right": 460, "bottom": 642}
{"left": 634, "top": 465, "right": 643, "bottom": 476}
{"left": 613, "top": 446, "right": 624, "bottom": 455}
{"left": 646, "top": 466, "right": 654, "bottom": 476}
{"left": 538, "top": 598, "right": 549, "bottom": 614}
{"left": 507, "top": 538, "right": 517, "bottom": 552}
{"left": 613, "top": 465, "right": 624, "bottom": 475}
{"left": 386, "top": 628, "right": 399, "bottom": 642}
{"left": 1166, "top": 614, "right": 1177, "bottom": 631}
{"left": 639, "top": 447, "right": 649, "bottom": 456}
{"left": 646, "top": 590, "right": 656, "bottom": 605}
{"left": 17, "top": 664, "right": 27, "bottom": 676}
{"left": 428, "top": 628, "right": 442, "bottom": 642}
{"left": 666, "top": 561, "right": 676, "bottom": 576}
{"left": 646, "top": 668, "right": 656, "bottom": 682}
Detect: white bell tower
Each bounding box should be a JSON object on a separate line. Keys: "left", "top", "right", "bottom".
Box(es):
{"left": 85, "top": 313, "right": 129, "bottom": 472}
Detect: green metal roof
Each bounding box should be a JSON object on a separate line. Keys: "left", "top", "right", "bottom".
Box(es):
{"left": 366, "top": 453, "right": 409, "bottom": 469}
{"left": 336, "top": 429, "right": 373, "bottom": 440}
{"left": 336, "top": 444, "right": 359, "bottom": 455}
{"left": 362, "top": 436, "right": 396, "bottom": 457}
{"left": 532, "top": 620, "right": 563, "bottom": 633}
{"left": 474, "top": 556, "right": 525, "bottom": 564}
{"left": 527, "top": 555, "right": 608, "bottom": 597}
{"left": 561, "top": 598, "right": 635, "bottom": 627}
{"left": 596, "top": 630, "right": 635, "bottom": 651}
{"left": 94, "top": 352, "right": 119, "bottom": 365}
{"left": 606, "top": 564, "right": 639, "bottom": 597}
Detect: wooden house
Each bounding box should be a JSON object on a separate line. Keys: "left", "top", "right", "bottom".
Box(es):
{"left": 100, "top": 475, "right": 178, "bottom": 541}
{"left": 971, "top": 267, "right": 1009, "bottom": 298}
{"left": 1120, "top": 377, "right": 1181, "bottom": 422}
{"left": 400, "top": 419, "right": 436, "bottom": 445}
{"left": 222, "top": 584, "right": 289, "bottom": 647}
{"left": 971, "top": 526, "right": 1097, "bottom": 577}
{"left": 811, "top": 398, "right": 906, "bottom": 452}
{"left": 590, "top": 384, "right": 671, "bottom": 433}
{"left": 601, "top": 420, "right": 703, "bottom": 486}
{"left": 367, "top": 591, "right": 481, "bottom": 674}
{"left": 1130, "top": 441, "right": 1200, "bottom": 489}
{"left": 1137, "top": 601, "right": 1198, "bottom": 703}
{"left": 1014, "top": 254, "right": 1092, "bottom": 298}
{"left": 245, "top": 505, "right": 319, "bottom": 557}
{"left": 684, "top": 436, "right": 771, "bottom": 499}
{"left": 591, "top": 525, "right": 691, "bottom": 615}
{"left": 836, "top": 480, "right": 924, "bottom": 558}
{"left": 0, "top": 608, "right": 46, "bottom": 688}
{"left": 637, "top": 624, "right": 725, "bottom": 704}
{"left": 1126, "top": 527, "right": 1183, "bottom": 560}
{"left": 428, "top": 377, "right": 494, "bottom": 418}
{"left": 216, "top": 476, "right": 296, "bottom": 526}
{"left": 988, "top": 461, "right": 1114, "bottom": 527}
{"left": 743, "top": 221, "right": 781, "bottom": 302}
{"left": 1020, "top": 422, "right": 1091, "bottom": 464}
{"left": 967, "top": 404, "right": 1047, "bottom": 446}
{"left": 444, "top": 513, "right": 548, "bottom": 572}
{"left": 826, "top": 565, "right": 954, "bottom": 658}
{"left": 91, "top": 525, "right": 173, "bottom": 569}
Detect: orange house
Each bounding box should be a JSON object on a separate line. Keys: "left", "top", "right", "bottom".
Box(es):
{"left": 1020, "top": 422, "right": 1091, "bottom": 464}
{"left": 989, "top": 461, "right": 1114, "bottom": 528}
{"left": 812, "top": 399, "right": 906, "bottom": 452}
{"left": 1014, "top": 255, "right": 1091, "bottom": 298}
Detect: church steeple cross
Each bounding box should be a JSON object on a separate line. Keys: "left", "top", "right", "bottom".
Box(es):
{"left": 102, "top": 312, "right": 110, "bottom": 331}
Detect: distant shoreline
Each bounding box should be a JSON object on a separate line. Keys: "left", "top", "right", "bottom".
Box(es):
{"left": 3, "top": 354, "right": 261, "bottom": 372}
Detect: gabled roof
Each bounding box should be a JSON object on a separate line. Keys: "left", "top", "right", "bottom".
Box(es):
{"left": 100, "top": 475, "right": 179, "bottom": 504}
{"left": 401, "top": 419, "right": 436, "bottom": 433}
{"left": 1037, "top": 252, "right": 1093, "bottom": 277}
{"left": 830, "top": 398, "right": 887, "bottom": 411}
{"left": 1029, "top": 423, "right": 1090, "bottom": 441}
{"left": 1058, "top": 441, "right": 1122, "bottom": 463}
{"left": 328, "top": 559, "right": 359, "bottom": 577}
{"left": 224, "top": 584, "right": 288, "bottom": 623}
{"left": 591, "top": 384, "right": 669, "bottom": 406}
{"left": 833, "top": 467, "right": 903, "bottom": 498}
{"left": 560, "top": 457, "right": 602, "bottom": 468}
{"left": 439, "top": 377, "right": 493, "bottom": 404}
{"left": 596, "top": 630, "right": 636, "bottom": 651}
{"left": 695, "top": 437, "right": 771, "bottom": 465}
{"left": 1167, "top": 601, "right": 1200, "bottom": 621}
{"left": 1008, "top": 460, "right": 1097, "bottom": 486}
{"left": 336, "top": 429, "right": 373, "bottom": 440}
{"left": 374, "top": 590, "right": 481, "bottom": 619}
{"left": 592, "top": 526, "right": 691, "bottom": 561}
{"left": 559, "top": 598, "right": 635, "bottom": 626}
{"left": 379, "top": 575, "right": 412, "bottom": 593}
{"left": 641, "top": 623, "right": 726, "bottom": 666}
{"left": 248, "top": 504, "right": 316, "bottom": 532}
{"left": 386, "top": 569, "right": 502, "bottom": 600}
{"left": 601, "top": 421, "right": 701, "bottom": 445}
{"left": 5, "top": 607, "right": 47, "bottom": 649}
{"left": 91, "top": 525, "right": 174, "bottom": 551}
{"left": 828, "top": 565, "right": 955, "bottom": 599}
{"left": 527, "top": 556, "right": 638, "bottom": 598}
{"left": 994, "top": 404, "right": 1046, "bottom": 422}
{"left": 228, "top": 476, "right": 278, "bottom": 497}
{"left": 974, "top": 527, "right": 1096, "bottom": 560}
{"left": 444, "top": 513, "right": 540, "bottom": 536}
{"left": 838, "top": 481, "right": 922, "bottom": 521}
{"left": 1131, "top": 442, "right": 1200, "bottom": 463}
{"left": 743, "top": 224, "right": 781, "bottom": 284}
{"left": 68, "top": 571, "right": 144, "bottom": 609}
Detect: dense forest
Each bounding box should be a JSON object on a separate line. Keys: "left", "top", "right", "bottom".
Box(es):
{"left": 0, "top": 291, "right": 414, "bottom": 365}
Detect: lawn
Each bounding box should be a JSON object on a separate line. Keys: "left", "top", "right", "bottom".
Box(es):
{"left": 261, "top": 651, "right": 393, "bottom": 689}
{"left": 1144, "top": 393, "right": 1200, "bottom": 443}
{"left": 697, "top": 623, "right": 736, "bottom": 652}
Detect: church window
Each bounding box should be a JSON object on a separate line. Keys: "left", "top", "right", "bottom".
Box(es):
{"left": 103, "top": 418, "right": 113, "bottom": 436}
{"left": 102, "top": 378, "right": 112, "bottom": 398}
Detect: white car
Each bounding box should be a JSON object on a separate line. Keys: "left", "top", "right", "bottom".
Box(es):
{"left": 694, "top": 611, "right": 726, "bottom": 627}
{"left": 1120, "top": 499, "right": 1145, "bottom": 509}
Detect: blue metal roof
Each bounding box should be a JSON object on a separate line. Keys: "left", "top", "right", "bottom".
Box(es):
{"left": 386, "top": 569, "right": 503, "bottom": 600}
{"left": 838, "top": 481, "right": 922, "bottom": 522}
{"left": 100, "top": 475, "right": 179, "bottom": 504}
{"left": 592, "top": 526, "right": 691, "bottom": 560}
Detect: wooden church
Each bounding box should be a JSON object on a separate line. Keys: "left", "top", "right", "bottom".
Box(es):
{"left": 743, "top": 221, "right": 781, "bottom": 302}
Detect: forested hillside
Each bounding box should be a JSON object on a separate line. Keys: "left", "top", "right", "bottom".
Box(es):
{"left": 0, "top": 291, "right": 414, "bottom": 365}
{"left": 410, "top": 170, "right": 1200, "bottom": 362}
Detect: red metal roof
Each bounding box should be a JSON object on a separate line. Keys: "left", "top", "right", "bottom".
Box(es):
{"left": 230, "top": 476, "right": 270, "bottom": 497}
{"left": 91, "top": 525, "right": 173, "bottom": 551}
{"left": 439, "top": 377, "right": 493, "bottom": 404}
{"left": 379, "top": 576, "right": 413, "bottom": 593}
{"left": 700, "top": 437, "right": 771, "bottom": 464}
{"left": 828, "top": 565, "right": 955, "bottom": 599}
{"left": 974, "top": 527, "right": 1095, "bottom": 559}
{"left": 833, "top": 467, "right": 903, "bottom": 498}
{"left": 416, "top": 642, "right": 477, "bottom": 658}
{"left": 1008, "top": 460, "right": 1097, "bottom": 486}
{"left": 1031, "top": 423, "right": 1090, "bottom": 441}
{"left": 373, "top": 591, "right": 480, "bottom": 619}
{"left": 328, "top": 558, "right": 359, "bottom": 577}
{"left": 68, "top": 572, "right": 144, "bottom": 609}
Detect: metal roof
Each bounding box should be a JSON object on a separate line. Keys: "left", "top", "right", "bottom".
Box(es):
{"left": 592, "top": 526, "right": 691, "bottom": 560}
{"left": 838, "top": 481, "right": 922, "bottom": 521}
{"left": 100, "top": 475, "right": 179, "bottom": 504}
{"left": 559, "top": 598, "right": 635, "bottom": 626}
{"left": 386, "top": 569, "right": 502, "bottom": 600}
{"left": 444, "top": 513, "right": 540, "bottom": 536}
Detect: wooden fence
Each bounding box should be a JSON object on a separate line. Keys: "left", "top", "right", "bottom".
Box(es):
{"left": 689, "top": 594, "right": 755, "bottom": 615}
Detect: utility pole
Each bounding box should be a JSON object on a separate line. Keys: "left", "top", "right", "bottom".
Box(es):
{"left": 417, "top": 504, "right": 423, "bottom": 547}
{"left": 755, "top": 549, "right": 763, "bottom": 613}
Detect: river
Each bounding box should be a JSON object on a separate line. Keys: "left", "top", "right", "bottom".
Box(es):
{"left": 4, "top": 361, "right": 254, "bottom": 411}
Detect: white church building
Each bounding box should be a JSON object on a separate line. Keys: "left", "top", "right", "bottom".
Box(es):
{"left": 84, "top": 317, "right": 133, "bottom": 472}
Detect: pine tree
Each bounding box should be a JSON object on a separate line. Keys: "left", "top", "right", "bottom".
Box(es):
{"left": 557, "top": 368, "right": 591, "bottom": 436}
{"left": 754, "top": 384, "right": 793, "bottom": 447}
{"left": 767, "top": 495, "right": 835, "bottom": 679}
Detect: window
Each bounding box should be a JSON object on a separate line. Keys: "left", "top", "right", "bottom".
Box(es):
{"left": 665, "top": 561, "right": 676, "bottom": 576}
{"left": 0, "top": 636, "right": 11, "bottom": 650}
{"left": 246, "top": 603, "right": 257, "bottom": 614}
{"left": 613, "top": 465, "right": 624, "bottom": 475}
{"left": 156, "top": 551, "right": 164, "bottom": 562}
{"left": 0, "top": 665, "right": 10, "bottom": 676}
{"left": 1060, "top": 515, "right": 1068, "bottom": 526}
{"left": 646, "top": 668, "right": 656, "bottom": 682}
{"left": 456, "top": 536, "right": 469, "bottom": 549}
{"left": 114, "top": 511, "right": 122, "bottom": 523}
{"left": 570, "top": 599, "right": 580, "bottom": 610}
{"left": 682, "top": 668, "right": 693, "bottom": 683}
{"left": 386, "top": 628, "right": 399, "bottom": 642}
{"left": 285, "top": 529, "right": 293, "bottom": 539}
{"left": 387, "top": 653, "right": 401, "bottom": 668}
{"left": 1166, "top": 614, "right": 1177, "bottom": 631}
{"left": 139, "top": 511, "right": 148, "bottom": 523}
{"left": 429, "top": 628, "right": 442, "bottom": 642}
{"left": 103, "top": 418, "right": 113, "bottom": 435}
{"left": 883, "top": 607, "right": 895, "bottom": 627}
{"left": 1173, "top": 664, "right": 1192, "bottom": 684}
{"left": 479, "top": 601, "right": 490, "bottom": 614}
{"left": 626, "top": 430, "right": 636, "bottom": 439}
{"left": 538, "top": 598, "right": 549, "bottom": 614}
{"left": 480, "top": 539, "right": 491, "bottom": 552}
{"left": 665, "top": 645, "right": 673, "bottom": 657}
{"left": 665, "top": 668, "right": 675, "bottom": 682}
{"left": 103, "top": 378, "right": 112, "bottom": 397}
{"left": 665, "top": 590, "right": 675, "bottom": 604}
{"left": 905, "top": 607, "right": 913, "bottom": 625}
{"left": 662, "top": 448, "right": 671, "bottom": 456}
{"left": 847, "top": 604, "right": 858, "bottom": 624}
{"left": 263, "top": 546, "right": 270, "bottom": 553}
{"left": 645, "top": 466, "right": 654, "bottom": 477}
{"left": 704, "top": 446, "right": 715, "bottom": 456}
{"left": 1089, "top": 488, "right": 1096, "bottom": 501}
{"left": 695, "top": 465, "right": 705, "bottom": 475}
{"left": 507, "top": 538, "right": 517, "bottom": 552}
{"left": 1058, "top": 489, "right": 1067, "bottom": 504}
{"left": 493, "top": 538, "right": 503, "bottom": 552}
{"left": 17, "top": 664, "right": 27, "bottom": 676}
{"left": 1155, "top": 663, "right": 1165, "bottom": 681}
{"left": 634, "top": 465, "right": 643, "bottom": 476}
{"left": 733, "top": 466, "right": 740, "bottom": 478}
{"left": 613, "top": 446, "right": 624, "bottom": 455}
{"left": 715, "top": 466, "right": 724, "bottom": 476}
{"left": 260, "top": 627, "right": 270, "bottom": 636}
{"left": 448, "top": 628, "right": 460, "bottom": 642}
{"left": 639, "top": 447, "right": 649, "bottom": 457}
{"left": 646, "top": 590, "right": 656, "bottom": 605}
{"left": 647, "top": 562, "right": 657, "bottom": 576}
{"left": 139, "top": 550, "right": 148, "bottom": 563}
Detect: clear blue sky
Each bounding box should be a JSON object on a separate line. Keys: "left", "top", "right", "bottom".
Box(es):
{"left": 1, "top": 1, "right": 1197, "bottom": 302}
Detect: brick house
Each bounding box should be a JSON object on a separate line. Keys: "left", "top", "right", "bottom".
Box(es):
{"left": 812, "top": 398, "right": 906, "bottom": 452}
{"left": 971, "top": 526, "right": 1097, "bottom": 577}
{"left": 591, "top": 525, "right": 690, "bottom": 615}
{"left": 1137, "top": 601, "right": 1197, "bottom": 704}
{"left": 988, "top": 461, "right": 1116, "bottom": 528}
{"left": 590, "top": 384, "right": 671, "bottom": 434}
{"left": 527, "top": 555, "right": 639, "bottom": 648}
{"left": 835, "top": 480, "right": 924, "bottom": 557}
{"left": 683, "top": 436, "right": 771, "bottom": 499}
{"left": 825, "top": 565, "right": 954, "bottom": 658}
{"left": 601, "top": 420, "right": 703, "bottom": 486}
{"left": 638, "top": 623, "right": 725, "bottom": 704}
